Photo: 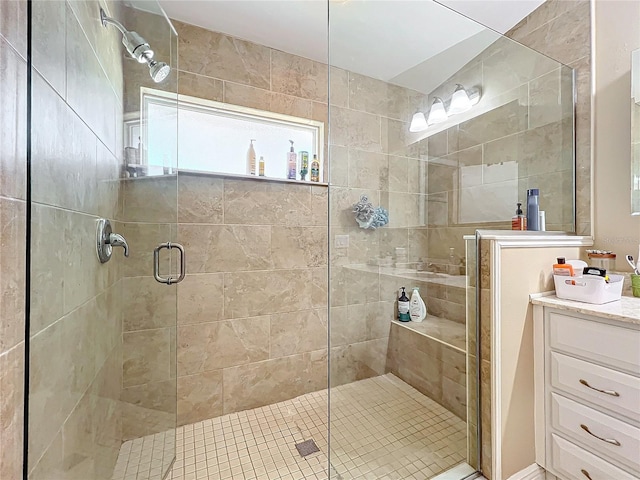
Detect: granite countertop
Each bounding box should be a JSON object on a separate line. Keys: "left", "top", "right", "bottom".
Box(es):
{"left": 530, "top": 295, "right": 640, "bottom": 326}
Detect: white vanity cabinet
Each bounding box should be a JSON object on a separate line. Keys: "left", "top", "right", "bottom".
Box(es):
{"left": 531, "top": 297, "right": 640, "bottom": 480}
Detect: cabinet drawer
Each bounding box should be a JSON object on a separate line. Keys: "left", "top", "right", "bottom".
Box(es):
{"left": 551, "top": 352, "right": 640, "bottom": 422}
{"left": 551, "top": 393, "right": 640, "bottom": 473}
{"left": 549, "top": 312, "right": 640, "bottom": 374}
{"left": 551, "top": 434, "right": 637, "bottom": 480}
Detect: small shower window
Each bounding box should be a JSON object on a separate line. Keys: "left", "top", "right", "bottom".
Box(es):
{"left": 130, "top": 88, "right": 324, "bottom": 182}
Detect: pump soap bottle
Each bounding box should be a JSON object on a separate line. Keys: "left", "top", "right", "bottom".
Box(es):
{"left": 398, "top": 287, "right": 410, "bottom": 322}
{"left": 512, "top": 202, "right": 526, "bottom": 230}
{"left": 287, "top": 140, "right": 297, "bottom": 180}
{"left": 246, "top": 139, "right": 257, "bottom": 175}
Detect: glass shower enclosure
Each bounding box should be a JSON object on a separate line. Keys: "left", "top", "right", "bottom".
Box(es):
{"left": 27, "top": 1, "right": 178, "bottom": 478}
{"left": 23, "top": 0, "right": 575, "bottom": 479}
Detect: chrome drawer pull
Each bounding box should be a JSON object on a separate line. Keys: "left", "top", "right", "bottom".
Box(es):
{"left": 581, "top": 469, "right": 593, "bottom": 480}
{"left": 579, "top": 379, "right": 620, "bottom": 397}
{"left": 580, "top": 424, "right": 621, "bottom": 446}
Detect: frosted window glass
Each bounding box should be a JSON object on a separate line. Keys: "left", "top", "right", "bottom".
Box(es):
{"left": 143, "top": 94, "right": 322, "bottom": 181}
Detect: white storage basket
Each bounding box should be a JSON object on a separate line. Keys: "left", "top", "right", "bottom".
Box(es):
{"left": 554, "top": 274, "right": 624, "bottom": 304}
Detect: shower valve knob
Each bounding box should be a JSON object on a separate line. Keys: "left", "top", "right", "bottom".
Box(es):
{"left": 96, "top": 219, "right": 129, "bottom": 263}
{"left": 108, "top": 233, "right": 129, "bottom": 257}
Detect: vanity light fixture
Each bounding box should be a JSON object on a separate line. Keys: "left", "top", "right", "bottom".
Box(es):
{"left": 409, "top": 84, "right": 482, "bottom": 132}
{"left": 409, "top": 111, "right": 428, "bottom": 132}
{"left": 448, "top": 84, "right": 472, "bottom": 114}
{"left": 426, "top": 97, "right": 448, "bottom": 125}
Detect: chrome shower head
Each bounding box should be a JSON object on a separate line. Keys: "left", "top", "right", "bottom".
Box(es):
{"left": 147, "top": 59, "right": 171, "bottom": 83}
{"left": 100, "top": 8, "right": 170, "bottom": 83}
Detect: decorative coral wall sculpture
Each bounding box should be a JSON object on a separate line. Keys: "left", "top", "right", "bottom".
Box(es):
{"left": 352, "top": 194, "right": 389, "bottom": 230}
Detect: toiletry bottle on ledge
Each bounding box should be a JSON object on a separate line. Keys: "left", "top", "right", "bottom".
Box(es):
{"left": 287, "top": 140, "right": 297, "bottom": 180}
{"left": 553, "top": 257, "right": 574, "bottom": 276}
{"left": 512, "top": 202, "right": 526, "bottom": 230}
{"left": 409, "top": 287, "right": 426, "bottom": 322}
{"left": 247, "top": 139, "right": 256, "bottom": 175}
{"left": 526, "top": 188, "right": 540, "bottom": 231}
{"left": 300, "top": 151, "right": 309, "bottom": 181}
{"left": 259, "top": 156, "right": 265, "bottom": 176}
{"left": 398, "top": 287, "right": 410, "bottom": 322}
{"left": 311, "top": 154, "right": 320, "bottom": 182}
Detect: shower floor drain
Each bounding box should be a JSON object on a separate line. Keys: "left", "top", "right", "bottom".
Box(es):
{"left": 295, "top": 439, "right": 320, "bottom": 457}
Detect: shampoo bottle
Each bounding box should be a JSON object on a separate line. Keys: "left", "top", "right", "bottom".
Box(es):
{"left": 512, "top": 202, "right": 526, "bottom": 230}
{"left": 311, "top": 154, "right": 320, "bottom": 182}
{"left": 409, "top": 287, "right": 426, "bottom": 322}
{"left": 553, "top": 257, "right": 574, "bottom": 276}
{"left": 300, "top": 151, "right": 309, "bottom": 181}
{"left": 398, "top": 287, "right": 410, "bottom": 322}
{"left": 287, "top": 140, "right": 297, "bottom": 180}
{"left": 259, "top": 156, "right": 265, "bottom": 176}
{"left": 247, "top": 139, "right": 257, "bottom": 175}
{"left": 526, "top": 188, "right": 540, "bottom": 231}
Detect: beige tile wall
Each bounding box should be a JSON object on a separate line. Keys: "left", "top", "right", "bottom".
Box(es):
{"left": 386, "top": 324, "right": 467, "bottom": 420}
{"left": 418, "top": 38, "right": 575, "bottom": 265}
{"left": 121, "top": 174, "right": 328, "bottom": 428}
{"left": 0, "top": 2, "right": 27, "bottom": 477}
{"left": 507, "top": 0, "right": 592, "bottom": 235}
{"left": 26, "top": 1, "right": 124, "bottom": 478}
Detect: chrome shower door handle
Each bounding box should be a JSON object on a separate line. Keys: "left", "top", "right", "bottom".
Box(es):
{"left": 153, "top": 242, "right": 186, "bottom": 285}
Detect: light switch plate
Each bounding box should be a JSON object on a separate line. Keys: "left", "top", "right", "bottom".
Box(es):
{"left": 334, "top": 235, "right": 349, "bottom": 248}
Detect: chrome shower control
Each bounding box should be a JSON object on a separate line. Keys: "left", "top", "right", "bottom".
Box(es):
{"left": 96, "top": 219, "right": 129, "bottom": 263}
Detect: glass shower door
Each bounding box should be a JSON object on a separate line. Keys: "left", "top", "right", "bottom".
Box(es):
{"left": 27, "top": 1, "right": 179, "bottom": 478}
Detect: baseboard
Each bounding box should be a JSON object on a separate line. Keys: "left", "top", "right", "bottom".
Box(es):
{"left": 505, "top": 463, "right": 546, "bottom": 480}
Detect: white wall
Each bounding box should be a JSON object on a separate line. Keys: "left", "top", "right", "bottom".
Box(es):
{"left": 593, "top": 0, "right": 640, "bottom": 268}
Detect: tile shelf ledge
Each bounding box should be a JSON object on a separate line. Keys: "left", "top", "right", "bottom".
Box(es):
{"left": 392, "top": 317, "right": 466, "bottom": 353}
{"left": 122, "top": 166, "right": 329, "bottom": 187}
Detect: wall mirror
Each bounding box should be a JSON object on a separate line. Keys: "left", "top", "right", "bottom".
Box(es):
{"left": 631, "top": 48, "right": 640, "bottom": 214}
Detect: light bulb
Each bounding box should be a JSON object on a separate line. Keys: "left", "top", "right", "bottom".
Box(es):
{"left": 427, "top": 97, "right": 447, "bottom": 125}
{"left": 409, "top": 111, "right": 428, "bottom": 132}
{"left": 448, "top": 84, "right": 472, "bottom": 115}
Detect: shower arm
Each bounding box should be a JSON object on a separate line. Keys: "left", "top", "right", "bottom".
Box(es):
{"left": 100, "top": 8, "right": 127, "bottom": 36}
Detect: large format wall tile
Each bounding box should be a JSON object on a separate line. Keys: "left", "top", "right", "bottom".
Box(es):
{"left": 177, "top": 317, "right": 270, "bottom": 375}
{"left": 31, "top": 0, "right": 66, "bottom": 96}
{"left": 123, "top": 276, "right": 177, "bottom": 331}
{"left": 271, "top": 50, "right": 328, "bottom": 103}
{"left": 176, "top": 21, "right": 270, "bottom": 89}
{"left": 178, "top": 175, "right": 224, "bottom": 224}
{"left": 0, "top": 37, "right": 26, "bottom": 200}
{"left": 0, "top": 0, "right": 27, "bottom": 58}
{"left": 178, "top": 70, "right": 224, "bottom": 103}
{"left": 270, "top": 308, "right": 327, "bottom": 357}
{"left": 0, "top": 342, "right": 24, "bottom": 480}
{"left": 181, "top": 224, "right": 273, "bottom": 273}
{"left": 223, "top": 179, "right": 313, "bottom": 226}
{"left": 270, "top": 226, "right": 327, "bottom": 269}
{"left": 177, "top": 370, "right": 223, "bottom": 426}
{"left": 0, "top": 197, "right": 25, "bottom": 352}
{"left": 123, "top": 327, "right": 174, "bottom": 388}
{"left": 66, "top": 3, "right": 117, "bottom": 155}
{"left": 222, "top": 349, "right": 327, "bottom": 414}
{"left": 224, "top": 269, "right": 313, "bottom": 318}
{"left": 178, "top": 274, "right": 224, "bottom": 325}
{"left": 29, "top": 303, "right": 97, "bottom": 467}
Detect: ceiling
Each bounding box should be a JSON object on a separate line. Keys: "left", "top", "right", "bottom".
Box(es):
{"left": 159, "top": 0, "right": 544, "bottom": 92}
